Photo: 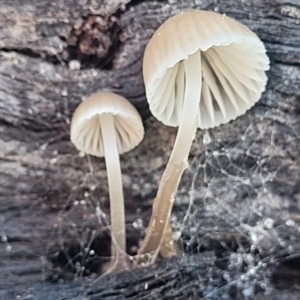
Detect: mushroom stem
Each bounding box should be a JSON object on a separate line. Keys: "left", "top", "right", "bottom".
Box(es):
{"left": 100, "top": 113, "right": 127, "bottom": 270}
{"left": 138, "top": 51, "right": 202, "bottom": 260}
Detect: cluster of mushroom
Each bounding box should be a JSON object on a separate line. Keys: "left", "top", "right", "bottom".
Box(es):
{"left": 70, "top": 10, "right": 270, "bottom": 272}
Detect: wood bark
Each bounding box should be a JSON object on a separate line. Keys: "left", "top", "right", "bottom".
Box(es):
{"left": 1, "top": 0, "right": 300, "bottom": 299}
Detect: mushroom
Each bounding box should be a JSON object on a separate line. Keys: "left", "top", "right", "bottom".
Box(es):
{"left": 70, "top": 92, "right": 144, "bottom": 272}
{"left": 138, "top": 10, "right": 270, "bottom": 261}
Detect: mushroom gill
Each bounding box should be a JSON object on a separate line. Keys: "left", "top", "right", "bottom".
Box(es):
{"left": 149, "top": 44, "right": 268, "bottom": 130}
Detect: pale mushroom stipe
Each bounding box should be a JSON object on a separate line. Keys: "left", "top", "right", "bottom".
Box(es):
{"left": 138, "top": 10, "right": 270, "bottom": 262}
{"left": 70, "top": 92, "right": 144, "bottom": 272}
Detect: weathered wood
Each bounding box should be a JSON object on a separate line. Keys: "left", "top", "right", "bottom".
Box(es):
{"left": 1, "top": 0, "right": 300, "bottom": 299}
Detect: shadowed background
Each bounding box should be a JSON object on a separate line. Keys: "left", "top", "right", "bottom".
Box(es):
{"left": 1, "top": 0, "right": 300, "bottom": 299}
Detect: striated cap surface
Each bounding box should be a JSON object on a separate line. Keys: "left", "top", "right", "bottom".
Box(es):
{"left": 143, "top": 10, "right": 270, "bottom": 129}
{"left": 71, "top": 92, "right": 144, "bottom": 156}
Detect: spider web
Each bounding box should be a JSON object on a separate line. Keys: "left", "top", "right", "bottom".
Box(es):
{"left": 42, "top": 88, "right": 300, "bottom": 297}
{"left": 173, "top": 89, "right": 300, "bottom": 296}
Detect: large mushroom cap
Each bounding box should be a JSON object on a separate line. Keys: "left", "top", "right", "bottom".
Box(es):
{"left": 143, "top": 10, "right": 270, "bottom": 129}
{"left": 71, "top": 92, "right": 144, "bottom": 156}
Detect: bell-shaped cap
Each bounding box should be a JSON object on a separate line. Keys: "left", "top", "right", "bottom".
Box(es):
{"left": 71, "top": 92, "right": 144, "bottom": 156}
{"left": 143, "top": 10, "right": 270, "bottom": 129}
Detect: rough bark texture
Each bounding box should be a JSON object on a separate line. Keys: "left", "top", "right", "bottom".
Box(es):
{"left": 1, "top": 0, "right": 300, "bottom": 299}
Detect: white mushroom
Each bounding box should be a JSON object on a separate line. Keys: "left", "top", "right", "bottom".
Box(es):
{"left": 138, "top": 10, "right": 270, "bottom": 261}
{"left": 70, "top": 92, "right": 144, "bottom": 272}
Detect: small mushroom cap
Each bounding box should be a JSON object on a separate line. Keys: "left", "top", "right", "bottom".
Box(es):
{"left": 71, "top": 92, "right": 144, "bottom": 157}
{"left": 143, "top": 10, "right": 270, "bottom": 129}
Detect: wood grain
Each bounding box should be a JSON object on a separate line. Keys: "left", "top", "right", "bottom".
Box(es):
{"left": 1, "top": 0, "right": 300, "bottom": 299}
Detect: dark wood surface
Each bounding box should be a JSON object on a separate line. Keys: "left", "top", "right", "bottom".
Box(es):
{"left": 1, "top": 0, "right": 300, "bottom": 299}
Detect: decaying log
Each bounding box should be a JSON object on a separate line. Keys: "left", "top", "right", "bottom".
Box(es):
{"left": 1, "top": 0, "right": 300, "bottom": 299}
